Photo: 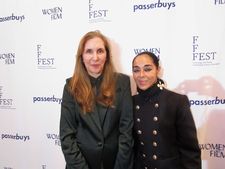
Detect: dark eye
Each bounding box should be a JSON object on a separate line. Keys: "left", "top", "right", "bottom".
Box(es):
{"left": 132, "top": 67, "right": 140, "bottom": 73}
{"left": 97, "top": 48, "right": 105, "bottom": 54}
{"left": 85, "top": 49, "right": 93, "bottom": 54}
{"left": 143, "top": 67, "right": 152, "bottom": 72}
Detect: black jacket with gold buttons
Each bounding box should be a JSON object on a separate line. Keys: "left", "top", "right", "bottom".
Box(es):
{"left": 133, "top": 79, "right": 201, "bottom": 169}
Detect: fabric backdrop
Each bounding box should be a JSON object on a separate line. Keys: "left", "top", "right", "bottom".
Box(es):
{"left": 1, "top": 0, "right": 225, "bottom": 168}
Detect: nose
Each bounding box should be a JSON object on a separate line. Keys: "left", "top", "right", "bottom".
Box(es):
{"left": 92, "top": 52, "right": 99, "bottom": 61}
{"left": 139, "top": 69, "right": 145, "bottom": 77}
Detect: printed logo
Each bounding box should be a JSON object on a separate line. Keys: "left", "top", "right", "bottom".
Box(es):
{"left": 133, "top": 0, "right": 176, "bottom": 12}
{"left": 190, "top": 96, "right": 225, "bottom": 106}
{"left": 0, "top": 86, "right": 15, "bottom": 109}
{"left": 37, "top": 44, "right": 56, "bottom": 69}
{"left": 0, "top": 52, "right": 16, "bottom": 65}
{"left": 192, "top": 36, "right": 218, "bottom": 66}
{"left": 33, "top": 95, "right": 62, "bottom": 104}
{"left": 3, "top": 167, "right": 13, "bottom": 169}
{"left": 214, "top": 0, "right": 225, "bottom": 5}
{"left": 200, "top": 143, "right": 225, "bottom": 158}
{"left": 133, "top": 47, "right": 161, "bottom": 58}
{"left": 1, "top": 133, "right": 30, "bottom": 142}
{"left": 89, "top": 0, "right": 110, "bottom": 23}
{"left": 42, "top": 7, "right": 63, "bottom": 21}
{"left": 46, "top": 133, "right": 61, "bottom": 146}
{"left": 0, "top": 13, "right": 25, "bottom": 23}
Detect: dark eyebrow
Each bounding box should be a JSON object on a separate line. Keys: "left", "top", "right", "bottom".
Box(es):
{"left": 133, "top": 64, "right": 152, "bottom": 68}
{"left": 84, "top": 48, "right": 92, "bottom": 51}
{"left": 98, "top": 47, "right": 105, "bottom": 50}
{"left": 132, "top": 66, "right": 141, "bottom": 70}
{"left": 143, "top": 64, "right": 152, "bottom": 67}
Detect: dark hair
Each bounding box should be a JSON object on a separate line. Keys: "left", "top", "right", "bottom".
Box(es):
{"left": 132, "top": 51, "right": 159, "bottom": 68}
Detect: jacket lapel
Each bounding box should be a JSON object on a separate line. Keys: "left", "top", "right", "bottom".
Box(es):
{"left": 89, "top": 106, "right": 102, "bottom": 132}
{"left": 79, "top": 104, "right": 109, "bottom": 134}
{"left": 78, "top": 108, "right": 102, "bottom": 135}
{"left": 97, "top": 105, "right": 109, "bottom": 129}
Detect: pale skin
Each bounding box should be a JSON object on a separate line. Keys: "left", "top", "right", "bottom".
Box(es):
{"left": 82, "top": 37, "right": 107, "bottom": 78}
{"left": 132, "top": 54, "right": 160, "bottom": 90}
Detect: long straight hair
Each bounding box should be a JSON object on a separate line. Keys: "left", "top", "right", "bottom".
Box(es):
{"left": 69, "top": 30, "right": 117, "bottom": 113}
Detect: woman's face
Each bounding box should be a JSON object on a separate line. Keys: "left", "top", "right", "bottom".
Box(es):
{"left": 132, "top": 54, "right": 159, "bottom": 90}
{"left": 82, "top": 37, "right": 107, "bottom": 78}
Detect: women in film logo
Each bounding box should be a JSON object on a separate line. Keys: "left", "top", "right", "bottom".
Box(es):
{"left": 0, "top": 53, "right": 16, "bottom": 65}
{"left": 133, "top": 47, "right": 161, "bottom": 58}
{"left": 42, "top": 7, "right": 62, "bottom": 21}
{"left": 200, "top": 143, "right": 225, "bottom": 158}
{"left": 46, "top": 133, "right": 61, "bottom": 146}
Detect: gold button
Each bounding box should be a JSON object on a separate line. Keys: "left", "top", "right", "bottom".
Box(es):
{"left": 140, "top": 141, "right": 144, "bottom": 145}
{"left": 136, "top": 105, "right": 140, "bottom": 110}
{"left": 153, "top": 116, "right": 158, "bottom": 121}
{"left": 142, "top": 153, "right": 146, "bottom": 158}
{"left": 153, "top": 155, "right": 157, "bottom": 160}
{"left": 153, "top": 142, "right": 157, "bottom": 147}
{"left": 153, "top": 130, "right": 157, "bottom": 135}
{"left": 154, "top": 103, "right": 159, "bottom": 108}
{"left": 137, "top": 130, "right": 142, "bottom": 134}
{"left": 137, "top": 118, "right": 141, "bottom": 122}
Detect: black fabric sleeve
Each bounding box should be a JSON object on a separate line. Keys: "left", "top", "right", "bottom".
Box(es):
{"left": 113, "top": 75, "right": 134, "bottom": 169}
{"left": 176, "top": 95, "right": 202, "bottom": 169}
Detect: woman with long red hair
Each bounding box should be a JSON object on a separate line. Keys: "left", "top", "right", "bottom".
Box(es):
{"left": 60, "top": 30, "right": 134, "bottom": 169}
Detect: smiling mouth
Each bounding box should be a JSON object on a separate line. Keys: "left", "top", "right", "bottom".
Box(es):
{"left": 138, "top": 80, "right": 146, "bottom": 85}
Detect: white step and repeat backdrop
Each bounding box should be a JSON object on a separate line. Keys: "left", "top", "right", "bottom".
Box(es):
{"left": 1, "top": 0, "right": 225, "bottom": 169}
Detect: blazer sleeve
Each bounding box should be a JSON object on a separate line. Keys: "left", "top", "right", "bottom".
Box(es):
{"left": 176, "top": 94, "right": 202, "bottom": 169}
{"left": 60, "top": 81, "right": 89, "bottom": 169}
{"left": 114, "top": 75, "right": 134, "bottom": 169}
